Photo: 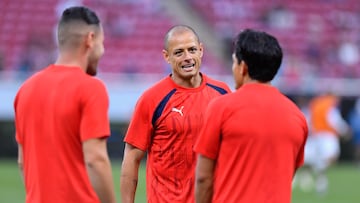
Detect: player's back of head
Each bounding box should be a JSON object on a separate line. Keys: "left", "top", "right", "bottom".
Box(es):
{"left": 57, "top": 6, "right": 101, "bottom": 50}
{"left": 233, "top": 29, "right": 283, "bottom": 82}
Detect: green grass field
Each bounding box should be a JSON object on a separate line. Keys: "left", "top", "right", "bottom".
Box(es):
{"left": 0, "top": 159, "right": 359, "bottom": 203}
{"left": 0, "top": 159, "right": 147, "bottom": 203}
{"left": 292, "top": 163, "right": 360, "bottom": 203}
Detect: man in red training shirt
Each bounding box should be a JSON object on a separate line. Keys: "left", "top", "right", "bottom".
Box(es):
{"left": 194, "top": 29, "right": 308, "bottom": 203}
{"left": 120, "top": 25, "right": 231, "bottom": 203}
{"left": 14, "top": 6, "right": 116, "bottom": 203}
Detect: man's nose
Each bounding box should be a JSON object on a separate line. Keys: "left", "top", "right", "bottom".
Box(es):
{"left": 183, "top": 51, "right": 191, "bottom": 60}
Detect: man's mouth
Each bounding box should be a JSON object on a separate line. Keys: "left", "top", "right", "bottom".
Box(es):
{"left": 181, "top": 63, "right": 195, "bottom": 71}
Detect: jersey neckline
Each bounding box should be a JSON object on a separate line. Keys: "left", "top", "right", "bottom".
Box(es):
{"left": 167, "top": 73, "right": 208, "bottom": 92}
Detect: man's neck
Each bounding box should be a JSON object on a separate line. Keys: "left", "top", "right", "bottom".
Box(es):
{"left": 171, "top": 73, "right": 203, "bottom": 88}
{"left": 55, "top": 53, "right": 87, "bottom": 73}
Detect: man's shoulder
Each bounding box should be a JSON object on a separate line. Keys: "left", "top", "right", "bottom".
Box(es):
{"left": 141, "top": 76, "right": 174, "bottom": 97}
{"left": 76, "top": 76, "right": 108, "bottom": 98}
{"left": 80, "top": 75, "right": 106, "bottom": 86}
{"left": 203, "top": 74, "right": 231, "bottom": 94}
{"left": 17, "top": 68, "right": 49, "bottom": 90}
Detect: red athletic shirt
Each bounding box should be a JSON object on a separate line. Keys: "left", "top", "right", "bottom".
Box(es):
{"left": 14, "top": 65, "right": 110, "bottom": 203}
{"left": 124, "top": 74, "right": 230, "bottom": 203}
{"left": 194, "top": 83, "right": 308, "bottom": 203}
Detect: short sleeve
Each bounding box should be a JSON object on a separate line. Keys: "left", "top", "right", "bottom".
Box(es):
{"left": 124, "top": 94, "right": 153, "bottom": 151}
{"left": 80, "top": 78, "right": 110, "bottom": 141}
{"left": 194, "top": 98, "right": 223, "bottom": 160}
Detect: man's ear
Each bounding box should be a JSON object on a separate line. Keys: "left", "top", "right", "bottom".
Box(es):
{"left": 240, "top": 61, "right": 248, "bottom": 76}
{"left": 199, "top": 42, "right": 204, "bottom": 58}
{"left": 162, "top": 49, "right": 170, "bottom": 63}
{"left": 85, "top": 31, "right": 95, "bottom": 48}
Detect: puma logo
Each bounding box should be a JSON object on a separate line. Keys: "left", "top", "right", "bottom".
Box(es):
{"left": 172, "top": 106, "right": 184, "bottom": 116}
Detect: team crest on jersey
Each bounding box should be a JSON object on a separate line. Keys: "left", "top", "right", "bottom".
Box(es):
{"left": 171, "top": 106, "right": 184, "bottom": 116}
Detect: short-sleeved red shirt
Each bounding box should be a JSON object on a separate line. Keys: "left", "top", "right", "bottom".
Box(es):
{"left": 124, "top": 74, "right": 230, "bottom": 203}
{"left": 14, "top": 65, "right": 110, "bottom": 203}
{"left": 194, "top": 83, "right": 308, "bottom": 203}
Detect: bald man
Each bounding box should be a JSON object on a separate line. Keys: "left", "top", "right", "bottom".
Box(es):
{"left": 120, "top": 25, "right": 231, "bottom": 203}
{"left": 14, "top": 6, "right": 116, "bottom": 203}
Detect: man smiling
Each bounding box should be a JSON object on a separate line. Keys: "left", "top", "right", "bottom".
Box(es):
{"left": 120, "top": 25, "right": 231, "bottom": 203}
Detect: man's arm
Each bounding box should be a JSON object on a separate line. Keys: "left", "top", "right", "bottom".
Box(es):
{"left": 83, "top": 138, "right": 116, "bottom": 203}
{"left": 195, "top": 154, "right": 216, "bottom": 203}
{"left": 328, "top": 107, "right": 351, "bottom": 137}
{"left": 17, "top": 144, "right": 24, "bottom": 184}
{"left": 120, "top": 143, "right": 145, "bottom": 203}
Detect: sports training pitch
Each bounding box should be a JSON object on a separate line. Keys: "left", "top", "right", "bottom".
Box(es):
{"left": 0, "top": 159, "right": 359, "bottom": 203}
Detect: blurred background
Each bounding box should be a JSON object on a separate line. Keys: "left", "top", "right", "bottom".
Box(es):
{"left": 0, "top": 0, "right": 360, "bottom": 202}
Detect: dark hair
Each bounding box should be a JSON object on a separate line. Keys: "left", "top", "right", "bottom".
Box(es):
{"left": 59, "top": 6, "right": 100, "bottom": 26}
{"left": 233, "top": 29, "right": 283, "bottom": 82}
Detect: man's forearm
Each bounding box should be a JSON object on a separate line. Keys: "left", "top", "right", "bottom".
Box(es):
{"left": 120, "top": 144, "right": 145, "bottom": 203}
{"left": 120, "top": 174, "right": 138, "bottom": 203}
{"left": 17, "top": 145, "right": 24, "bottom": 185}
{"left": 195, "top": 179, "right": 213, "bottom": 203}
{"left": 195, "top": 155, "right": 215, "bottom": 203}
{"left": 18, "top": 161, "right": 24, "bottom": 185}
{"left": 120, "top": 158, "right": 141, "bottom": 203}
{"left": 86, "top": 157, "right": 116, "bottom": 203}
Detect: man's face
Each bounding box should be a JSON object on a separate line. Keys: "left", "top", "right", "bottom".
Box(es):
{"left": 232, "top": 53, "right": 244, "bottom": 89}
{"left": 87, "top": 26, "right": 105, "bottom": 76}
{"left": 163, "top": 31, "right": 203, "bottom": 81}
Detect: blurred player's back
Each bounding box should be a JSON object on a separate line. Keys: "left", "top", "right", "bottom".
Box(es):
{"left": 15, "top": 64, "right": 108, "bottom": 203}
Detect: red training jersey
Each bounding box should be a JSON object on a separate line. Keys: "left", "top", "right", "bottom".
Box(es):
{"left": 14, "top": 65, "right": 110, "bottom": 203}
{"left": 124, "top": 74, "right": 230, "bottom": 203}
{"left": 194, "top": 83, "right": 308, "bottom": 203}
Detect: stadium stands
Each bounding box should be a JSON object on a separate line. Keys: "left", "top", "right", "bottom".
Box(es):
{"left": 0, "top": 0, "right": 359, "bottom": 77}
{"left": 0, "top": 0, "right": 174, "bottom": 74}
{"left": 0, "top": 0, "right": 56, "bottom": 72}
{"left": 189, "top": 0, "right": 360, "bottom": 78}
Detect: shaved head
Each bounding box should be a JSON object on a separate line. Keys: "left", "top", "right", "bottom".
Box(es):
{"left": 55, "top": 6, "right": 105, "bottom": 76}
{"left": 163, "top": 25, "right": 200, "bottom": 51}
{"left": 57, "top": 6, "right": 101, "bottom": 50}
{"left": 57, "top": 22, "right": 100, "bottom": 50}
